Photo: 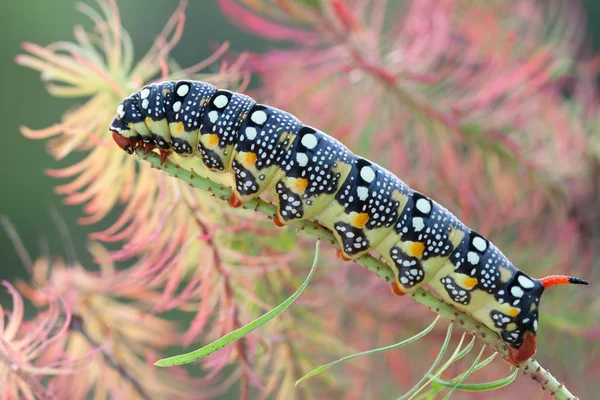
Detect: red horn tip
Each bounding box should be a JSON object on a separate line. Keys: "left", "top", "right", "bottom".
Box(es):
{"left": 539, "top": 275, "right": 589, "bottom": 289}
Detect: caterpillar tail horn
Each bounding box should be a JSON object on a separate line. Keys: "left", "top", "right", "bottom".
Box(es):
{"left": 538, "top": 275, "right": 589, "bottom": 289}
{"left": 506, "top": 275, "right": 588, "bottom": 365}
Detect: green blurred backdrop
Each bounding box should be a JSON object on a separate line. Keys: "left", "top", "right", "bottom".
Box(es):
{"left": 1, "top": 0, "right": 599, "bottom": 291}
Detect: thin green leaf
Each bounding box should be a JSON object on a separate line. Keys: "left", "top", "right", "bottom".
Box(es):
{"left": 295, "top": 316, "right": 440, "bottom": 386}
{"left": 447, "top": 336, "right": 475, "bottom": 365}
{"left": 406, "top": 332, "right": 468, "bottom": 400}
{"left": 397, "top": 322, "right": 454, "bottom": 400}
{"left": 154, "top": 241, "right": 321, "bottom": 367}
{"left": 443, "top": 345, "right": 486, "bottom": 399}
{"left": 449, "top": 352, "right": 498, "bottom": 383}
{"left": 432, "top": 367, "right": 519, "bottom": 392}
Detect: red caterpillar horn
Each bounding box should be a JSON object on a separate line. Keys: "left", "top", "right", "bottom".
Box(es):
{"left": 538, "top": 275, "right": 589, "bottom": 289}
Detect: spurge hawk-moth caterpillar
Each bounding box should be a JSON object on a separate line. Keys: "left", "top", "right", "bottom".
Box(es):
{"left": 109, "top": 80, "right": 589, "bottom": 366}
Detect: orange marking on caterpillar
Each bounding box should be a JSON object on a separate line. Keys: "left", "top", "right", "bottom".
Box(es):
{"left": 243, "top": 152, "right": 257, "bottom": 167}
{"left": 409, "top": 242, "right": 425, "bottom": 258}
{"left": 174, "top": 122, "right": 184, "bottom": 133}
{"left": 463, "top": 277, "right": 478, "bottom": 289}
{"left": 205, "top": 134, "right": 219, "bottom": 149}
{"left": 290, "top": 178, "right": 308, "bottom": 194}
{"left": 350, "top": 212, "right": 369, "bottom": 228}
{"left": 507, "top": 308, "right": 520, "bottom": 317}
{"left": 391, "top": 279, "right": 406, "bottom": 296}
{"left": 228, "top": 192, "right": 243, "bottom": 208}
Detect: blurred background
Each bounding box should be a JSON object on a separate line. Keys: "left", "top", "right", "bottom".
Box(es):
{"left": 0, "top": 0, "right": 273, "bottom": 282}
{"left": 1, "top": 1, "right": 599, "bottom": 399}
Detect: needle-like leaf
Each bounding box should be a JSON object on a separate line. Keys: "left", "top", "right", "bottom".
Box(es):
{"left": 432, "top": 367, "right": 519, "bottom": 392}
{"left": 295, "top": 316, "right": 440, "bottom": 386}
{"left": 443, "top": 345, "right": 486, "bottom": 399}
{"left": 155, "top": 241, "right": 321, "bottom": 367}
{"left": 397, "top": 322, "right": 454, "bottom": 400}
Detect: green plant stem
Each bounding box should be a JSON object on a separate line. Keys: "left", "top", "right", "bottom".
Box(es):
{"left": 137, "top": 149, "right": 579, "bottom": 400}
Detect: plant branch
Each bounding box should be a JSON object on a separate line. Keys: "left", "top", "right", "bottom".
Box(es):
{"left": 136, "top": 149, "right": 579, "bottom": 400}
{"left": 69, "top": 315, "right": 152, "bottom": 400}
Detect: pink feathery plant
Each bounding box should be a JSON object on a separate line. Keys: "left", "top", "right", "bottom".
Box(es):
{"left": 15, "top": 249, "right": 207, "bottom": 399}
{"left": 1, "top": 217, "right": 214, "bottom": 399}
{"left": 8, "top": 0, "right": 599, "bottom": 399}
{"left": 0, "top": 281, "right": 71, "bottom": 400}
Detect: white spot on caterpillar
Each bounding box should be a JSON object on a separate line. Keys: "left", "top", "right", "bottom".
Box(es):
{"left": 416, "top": 198, "right": 431, "bottom": 214}
{"left": 116, "top": 104, "right": 125, "bottom": 118}
{"left": 177, "top": 84, "right": 190, "bottom": 97}
{"left": 251, "top": 110, "right": 267, "bottom": 125}
{"left": 357, "top": 186, "right": 368, "bottom": 201}
{"left": 472, "top": 236, "right": 487, "bottom": 252}
{"left": 141, "top": 99, "right": 149, "bottom": 109}
{"left": 518, "top": 275, "right": 535, "bottom": 289}
{"left": 360, "top": 166, "right": 375, "bottom": 183}
{"left": 140, "top": 88, "right": 150, "bottom": 99}
{"left": 412, "top": 217, "right": 424, "bottom": 232}
{"left": 173, "top": 101, "right": 181, "bottom": 112}
{"left": 296, "top": 153, "right": 308, "bottom": 167}
{"left": 246, "top": 127, "right": 257, "bottom": 140}
{"left": 208, "top": 110, "right": 218, "bottom": 123}
{"left": 467, "top": 251, "right": 480, "bottom": 265}
{"left": 301, "top": 133, "right": 318, "bottom": 149}
{"left": 533, "top": 319, "right": 538, "bottom": 331}
{"left": 510, "top": 286, "right": 524, "bottom": 298}
{"left": 213, "top": 94, "right": 229, "bottom": 109}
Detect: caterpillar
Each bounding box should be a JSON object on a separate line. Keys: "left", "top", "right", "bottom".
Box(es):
{"left": 109, "top": 80, "right": 588, "bottom": 366}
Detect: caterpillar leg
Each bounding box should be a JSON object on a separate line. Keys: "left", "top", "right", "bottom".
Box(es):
{"left": 391, "top": 278, "right": 407, "bottom": 296}
{"left": 335, "top": 250, "right": 352, "bottom": 261}
{"left": 228, "top": 192, "right": 244, "bottom": 208}
{"left": 273, "top": 212, "right": 285, "bottom": 227}
{"left": 506, "top": 332, "right": 536, "bottom": 365}
{"left": 141, "top": 142, "right": 156, "bottom": 155}
{"left": 159, "top": 149, "right": 171, "bottom": 165}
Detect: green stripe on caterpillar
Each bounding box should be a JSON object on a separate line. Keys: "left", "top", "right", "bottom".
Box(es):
{"left": 109, "top": 80, "right": 589, "bottom": 366}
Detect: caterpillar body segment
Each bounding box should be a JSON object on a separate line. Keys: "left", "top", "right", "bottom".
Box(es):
{"left": 232, "top": 104, "right": 302, "bottom": 206}
{"left": 200, "top": 89, "right": 255, "bottom": 173}
{"left": 110, "top": 80, "right": 589, "bottom": 366}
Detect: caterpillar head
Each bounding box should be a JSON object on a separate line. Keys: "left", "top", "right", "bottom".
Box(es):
{"left": 110, "top": 97, "right": 143, "bottom": 154}
{"left": 111, "top": 129, "right": 137, "bottom": 154}
{"left": 505, "top": 274, "right": 588, "bottom": 365}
